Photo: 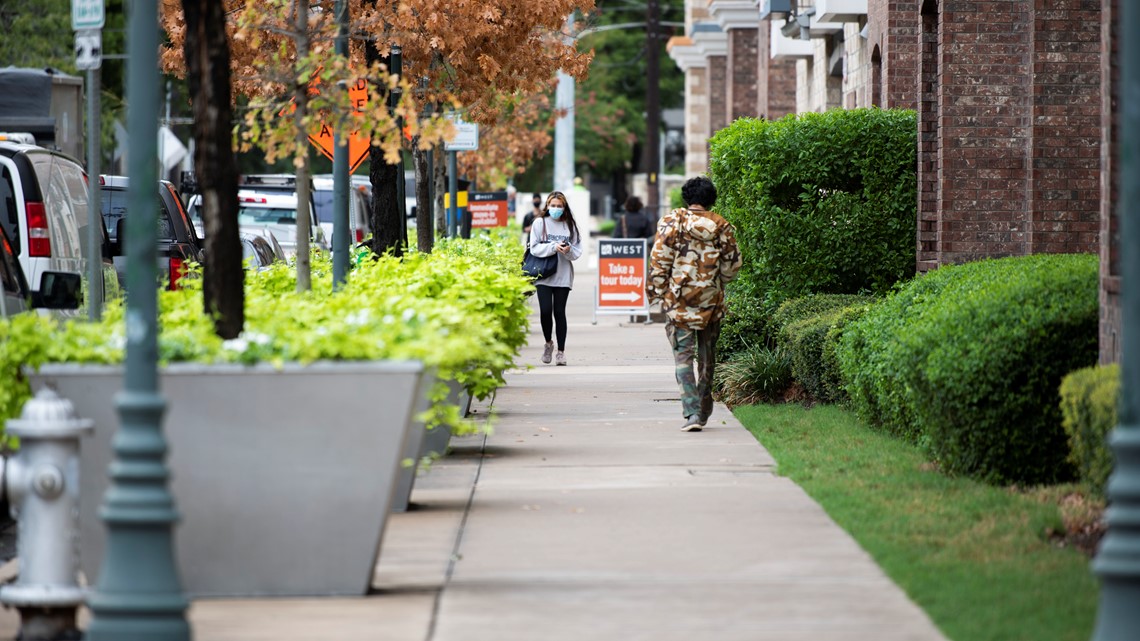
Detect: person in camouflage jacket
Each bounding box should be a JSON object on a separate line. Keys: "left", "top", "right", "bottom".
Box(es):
{"left": 648, "top": 176, "right": 742, "bottom": 432}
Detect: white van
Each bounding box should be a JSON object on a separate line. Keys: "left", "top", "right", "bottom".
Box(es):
{"left": 0, "top": 141, "right": 97, "bottom": 295}
{"left": 237, "top": 190, "right": 329, "bottom": 256}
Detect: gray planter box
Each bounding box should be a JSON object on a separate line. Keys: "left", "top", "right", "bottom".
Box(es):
{"left": 29, "top": 360, "right": 426, "bottom": 598}
{"left": 390, "top": 378, "right": 471, "bottom": 512}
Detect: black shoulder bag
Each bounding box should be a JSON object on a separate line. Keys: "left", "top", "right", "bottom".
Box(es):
{"left": 522, "top": 219, "right": 559, "bottom": 280}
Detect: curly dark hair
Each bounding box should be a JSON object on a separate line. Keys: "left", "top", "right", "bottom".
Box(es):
{"left": 624, "top": 196, "right": 644, "bottom": 213}
{"left": 681, "top": 176, "right": 717, "bottom": 208}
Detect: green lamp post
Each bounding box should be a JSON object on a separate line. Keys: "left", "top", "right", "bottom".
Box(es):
{"left": 84, "top": 0, "right": 190, "bottom": 638}
{"left": 1092, "top": 3, "right": 1140, "bottom": 639}
{"left": 332, "top": 0, "right": 350, "bottom": 290}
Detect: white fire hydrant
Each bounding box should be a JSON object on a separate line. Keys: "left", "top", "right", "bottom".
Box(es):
{"left": 0, "top": 387, "right": 93, "bottom": 640}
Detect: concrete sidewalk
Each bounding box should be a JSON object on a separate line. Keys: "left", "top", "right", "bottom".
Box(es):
{"left": 0, "top": 261, "right": 949, "bottom": 641}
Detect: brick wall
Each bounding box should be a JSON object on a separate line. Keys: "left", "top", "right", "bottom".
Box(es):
{"left": 1100, "top": 0, "right": 1120, "bottom": 364}
{"left": 728, "top": 28, "right": 759, "bottom": 121}
{"left": 911, "top": 0, "right": 1102, "bottom": 273}
{"left": 867, "top": 0, "right": 920, "bottom": 110}
{"left": 1027, "top": 0, "right": 1102, "bottom": 256}
{"left": 758, "top": 24, "right": 797, "bottom": 120}
{"left": 709, "top": 55, "right": 729, "bottom": 134}
{"left": 916, "top": 3, "right": 939, "bottom": 272}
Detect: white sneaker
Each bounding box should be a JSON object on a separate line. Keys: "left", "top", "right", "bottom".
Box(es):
{"left": 555, "top": 351, "right": 567, "bottom": 366}
{"left": 542, "top": 341, "right": 554, "bottom": 364}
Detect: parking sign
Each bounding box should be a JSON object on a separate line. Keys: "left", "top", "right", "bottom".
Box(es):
{"left": 72, "top": 0, "right": 105, "bottom": 30}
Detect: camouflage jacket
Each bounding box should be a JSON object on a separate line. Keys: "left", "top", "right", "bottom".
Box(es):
{"left": 647, "top": 207, "right": 742, "bottom": 329}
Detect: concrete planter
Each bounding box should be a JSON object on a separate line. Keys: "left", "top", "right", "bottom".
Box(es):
{"left": 390, "top": 378, "right": 471, "bottom": 512}
{"left": 28, "top": 361, "right": 426, "bottom": 598}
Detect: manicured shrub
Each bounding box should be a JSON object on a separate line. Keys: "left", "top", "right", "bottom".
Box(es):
{"left": 714, "top": 344, "right": 795, "bottom": 407}
{"left": 709, "top": 108, "right": 917, "bottom": 332}
{"left": 839, "top": 253, "right": 1098, "bottom": 484}
{"left": 819, "top": 304, "right": 872, "bottom": 404}
{"left": 773, "top": 294, "right": 874, "bottom": 403}
{"left": 1059, "top": 364, "right": 1119, "bottom": 497}
{"left": 718, "top": 288, "right": 769, "bottom": 357}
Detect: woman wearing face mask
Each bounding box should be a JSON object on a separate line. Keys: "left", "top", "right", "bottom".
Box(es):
{"left": 528, "top": 191, "right": 583, "bottom": 366}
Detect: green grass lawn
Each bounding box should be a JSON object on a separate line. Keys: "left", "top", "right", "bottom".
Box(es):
{"left": 735, "top": 403, "right": 1099, "bottom": 641}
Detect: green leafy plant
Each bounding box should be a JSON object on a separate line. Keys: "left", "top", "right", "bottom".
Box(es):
{"left": 1059, "top": 364, "right": 1119, "bottom": 497}
{"left": 709, "top": 109, "right": 917, "bottom": 354}
{"left": 0, "top": 234, "right": 531, "bottom": 441}
{"left": 838, "top": 253, "right": 1098, "bottom": 484}
{"left": 714, "top": 344, "right": 795, "bottom": 407}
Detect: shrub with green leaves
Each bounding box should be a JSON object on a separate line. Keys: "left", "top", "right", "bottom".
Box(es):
{"left": 1059, "top": 364, "right": 1119, "bottom": 497}
{"left": 0, "top": 235, "right": 531, "bottom": 442}
{"left": 838, "top": 253, "right": 1098, "bottom": 484}
{"left": 819, "top": 304, "right": 871, "bottom": 404}
{"left": 772, "top": 294, "right": 874, "bottom": 403}
{"left": 709, "top": 108, "right": 917, "bottom": 352}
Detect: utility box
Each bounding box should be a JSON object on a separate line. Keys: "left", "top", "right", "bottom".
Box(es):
{"left": 0, "top": 67, "right": 84, "bottom": 160}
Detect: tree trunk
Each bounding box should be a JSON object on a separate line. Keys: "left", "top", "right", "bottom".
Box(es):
{"left": 365, "top": 37, "right": 404, "bottom": 257}
{"left": 182, "top": 0, "right": 243, "bottom": 339}
{"left": 293, "top": 0, "right": 311, "bottom": 291}
{"left": 413, "top": 139, "right": 433, "bottom": 252}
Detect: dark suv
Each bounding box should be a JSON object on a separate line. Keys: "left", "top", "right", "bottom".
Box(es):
{"left": 101, "top": 175, "right": 204, "bottom": 290}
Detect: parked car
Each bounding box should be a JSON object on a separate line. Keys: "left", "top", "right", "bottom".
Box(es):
{"left": 312, "top": 174, "right": 371, "bottom": 243}
{"left": 0, "top": 221, "right": 82, "bottom": 317}
{"left": 0, "top": 140, "right": 108, "bottom": 298}
{"left": 236, "top": 190, "right": 329, "bottom": 256}
{"left": 100, "top": 175, "right": 205, "bottom": 290}
{"left": 239, "top": 231, "right": 283, "bottom": 271}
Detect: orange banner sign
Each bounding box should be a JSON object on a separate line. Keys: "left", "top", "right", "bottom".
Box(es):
{"left": 597, "top": 239, "right": 648, "bottom": 311}
{"left": 469, "top": 191, "right": 509, "bottom": 228}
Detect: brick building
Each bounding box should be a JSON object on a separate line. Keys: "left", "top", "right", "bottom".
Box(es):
{"left": 670, "top": 0, "right": 1119, "bottom": 362}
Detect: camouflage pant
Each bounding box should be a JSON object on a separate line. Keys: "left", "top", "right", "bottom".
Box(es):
{"left": 666, "top": 320, "right": 721, "bottom": 420}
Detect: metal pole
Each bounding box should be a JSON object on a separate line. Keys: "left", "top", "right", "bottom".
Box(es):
{"left": 644, "top": 0, "right": 660, "bottom": 211}
{"left": 332, "top": 0, "right": 350, "bottom": 289}
{"left": 86, "top": 67, "right": 103, "bottom": 320}
{"left": 448, "top": 150, "right": 458, "bottom": 238}
{"left": 553, "top": 13, "right": 576, "bottom": 193}
{"left": 85, "top": 0, "right": 190, "bottom": 635}
{"left": 1092, "top": 2, "right": 1140, "bottom": 638}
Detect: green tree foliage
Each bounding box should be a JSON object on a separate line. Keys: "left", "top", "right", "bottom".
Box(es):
{"left": 0, "top": 0, "right": 74, "bottom": 70}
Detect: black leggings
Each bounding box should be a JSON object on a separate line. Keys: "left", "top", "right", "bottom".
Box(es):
{"left": 535, "top": 285, "right": 570, "bottom": 350}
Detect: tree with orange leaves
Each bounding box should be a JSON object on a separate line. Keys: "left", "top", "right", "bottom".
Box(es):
{"left": 161, "top": 0, "right": 594, "bottom": 255}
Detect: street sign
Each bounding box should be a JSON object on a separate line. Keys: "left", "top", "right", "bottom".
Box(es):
{"left": 444, "top": 117, "right": 479, "bottom": 151}
{"left": 469, "top": 191, "right": 508, "bottom": 228}
{"left": 307, "top": 77, "right": 371, "bottom": 174}
{"left": 75, "top": 29, "right": 102, "bottom": 70}
{"left": 595, "top": 239, "right": 649, "bottom": 318}
{"left": 72, "top": 0, "right": 105, "bottom": 29}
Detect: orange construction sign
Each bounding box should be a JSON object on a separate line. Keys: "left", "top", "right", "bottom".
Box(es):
{"left": 596, "top": 239, "right": 648, "bottom": 313}
{"left": 308, "top": 77, "right": 371, "bottom": 174}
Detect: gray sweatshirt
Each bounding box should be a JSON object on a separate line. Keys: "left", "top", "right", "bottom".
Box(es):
{"left": 528, "top": 216, "right": 583, "bottom": 289}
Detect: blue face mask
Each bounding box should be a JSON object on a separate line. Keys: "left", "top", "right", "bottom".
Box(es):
{"left": 549, "top": 207, "right": 564, "bottom": 219}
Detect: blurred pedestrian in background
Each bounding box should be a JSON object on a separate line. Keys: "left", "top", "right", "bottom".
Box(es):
{"left": 616, "top": 195, "right": 655, "bottom": 323}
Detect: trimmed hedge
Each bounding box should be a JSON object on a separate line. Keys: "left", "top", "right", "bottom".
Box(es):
{"left": 819, "top": 304, "right": 871, "bottom": 404}
{"left": 773, "top": 294, "right": 874, "bottom": 403}
{"left": 709, "top": 108, "right": 917, "bottom": 354}
{"left": 838, "top": 253, "right": 1098, "bottom": 484}
{"left": 1059, "top": 364, "right": 1119, "bottom": 497}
